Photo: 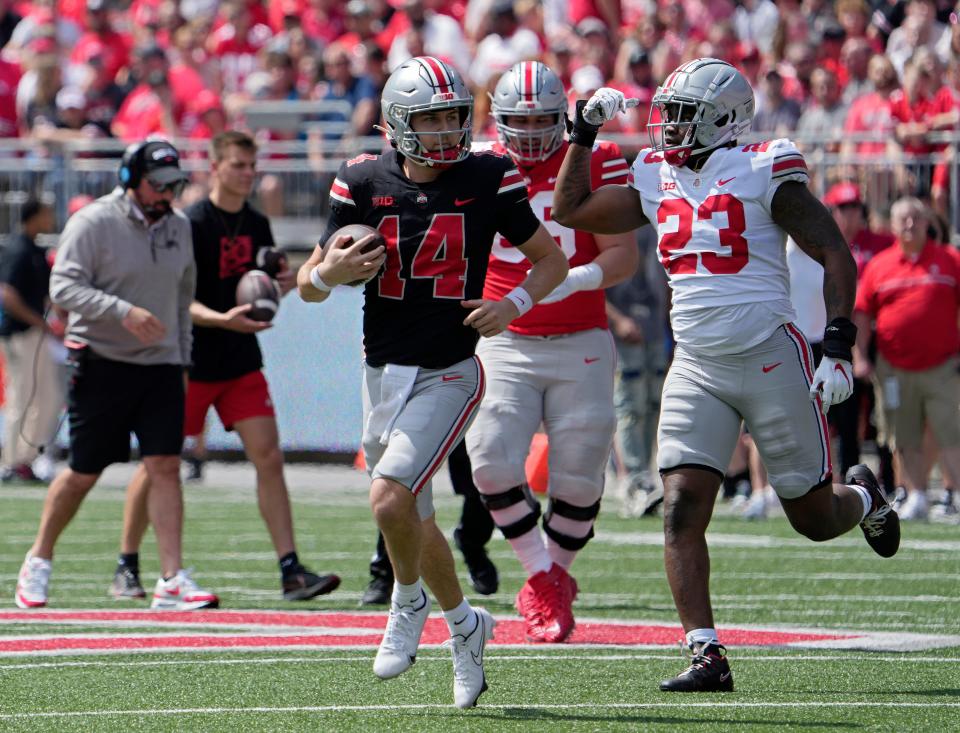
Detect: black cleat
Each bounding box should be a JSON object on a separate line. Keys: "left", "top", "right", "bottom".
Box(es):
{"left": 282, "top": 566, "right": 341, "bottom": 601}
{"left": 454, "top": 529, "right": 499, "bottom": 596}
{"left": 109, "top": 565, "right": 146, "bottom": 599}
{"left": 361, "top": 574, "right": 393, "bottom": 606}
{"left": 660, "top": 642, "right": 734, "bottom": 692}
{"left": 847, "top": 464, "right": 900, "bottom": 558}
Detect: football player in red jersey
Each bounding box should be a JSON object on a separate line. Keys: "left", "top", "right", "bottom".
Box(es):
{"left": 464, "top": 61, "right": 638, "bottom": 644}
{"left": 297, "top": 56, "right": 568, "bottom": 709}
{"left": 553, "top": 58, "right": 901, "bottom": 692}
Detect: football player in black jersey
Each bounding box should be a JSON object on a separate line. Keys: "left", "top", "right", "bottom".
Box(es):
{"left": 298, "top": 56, "right": 568, "bottom": 709}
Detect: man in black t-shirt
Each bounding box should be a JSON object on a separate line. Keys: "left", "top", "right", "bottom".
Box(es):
{"left": 0, "top": 199, "right": 61, "bottom": 483}
{"left": 110, "top": 131, "right": 341, "bottom": 604}
{"left": 298, "top": 56, "right": 568, "bottom": 709}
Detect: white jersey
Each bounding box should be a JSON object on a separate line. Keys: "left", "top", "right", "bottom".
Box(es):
{"left": 629, "top": 139, "right": 809, "bottom": 355}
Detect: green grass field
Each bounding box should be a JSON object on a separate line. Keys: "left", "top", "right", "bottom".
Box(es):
{"left": 1, "top": 464, "right": 958, "bottom": 732}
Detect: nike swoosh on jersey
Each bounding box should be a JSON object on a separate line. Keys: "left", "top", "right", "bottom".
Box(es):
{"left": 454, "top": 197, "right": 476, "bottom": 206}
{"left": 762, "top": 362, "right": 782, "bottom": 373}
{"left": 717, "top": 177, "right": 736, "bottom": 186}
{"left": 442, "top": 374, "right": 464, "bottom": 381}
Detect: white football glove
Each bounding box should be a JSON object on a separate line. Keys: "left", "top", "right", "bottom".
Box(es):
{"left": 809, "top": 356, "right": 854, "bottom": 412}
{"left": 582, "top": 87, "right": 634, "bottom": 126}
{"left": 531, "top": 263, "right": 604, "bottom": 305}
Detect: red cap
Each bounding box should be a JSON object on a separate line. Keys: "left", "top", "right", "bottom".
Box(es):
{"left": 824, "top": 182, "right": 862, "bottom": 207}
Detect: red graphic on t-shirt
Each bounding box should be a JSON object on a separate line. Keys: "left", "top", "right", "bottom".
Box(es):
{"left": 220, "top": 235, "right": 253, "bottom": 279}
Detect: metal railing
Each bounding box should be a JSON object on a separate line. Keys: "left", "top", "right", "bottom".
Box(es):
{"left": 0, "top": 131, "right": 955, "bottom": 247}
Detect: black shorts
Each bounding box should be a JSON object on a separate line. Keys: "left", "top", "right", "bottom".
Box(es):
{"left": 67, "top": 351, "right": 185, "bottom": 474}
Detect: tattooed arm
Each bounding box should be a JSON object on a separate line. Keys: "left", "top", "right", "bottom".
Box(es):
{"left": 552, "top": 145, "right": 648, "bottom": 234}
{"left": 771, "top": 181, "right": 857, "bottom": 320}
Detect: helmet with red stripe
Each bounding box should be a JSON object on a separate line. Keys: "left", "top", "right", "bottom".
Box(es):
{"left": 380, "top": 56, "right": 473, "bottom": 169}
{"left": 491, "top": 61, "right": 568, "bottom": 164}
{"left": 648, "top": 58, "right": 754, "bottom": 167}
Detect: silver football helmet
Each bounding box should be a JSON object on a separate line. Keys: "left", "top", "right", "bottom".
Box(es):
{"left": 491, "top": 61, "right": 568, "bottom": 164}
{"left": 647, "top": 58, "right": 754, "bottom": 167}
{"left": 380, "top": 56, "right": 473, "bottom": 168}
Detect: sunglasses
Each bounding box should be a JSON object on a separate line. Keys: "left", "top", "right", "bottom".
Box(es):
{"left": 147, "top": 177, "right": 187, "bottom": 196}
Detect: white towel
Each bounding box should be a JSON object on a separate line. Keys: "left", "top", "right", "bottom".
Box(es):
{"left": 366, "top": 364, "right": 419, "bottom": 445}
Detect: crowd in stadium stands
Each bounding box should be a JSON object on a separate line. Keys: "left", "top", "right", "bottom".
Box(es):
{"left": 0, "top": 0, "right": 957, "bottom": 160}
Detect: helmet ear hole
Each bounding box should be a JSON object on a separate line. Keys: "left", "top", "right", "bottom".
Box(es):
{"left": 716, "top": 113, "right": 729, "bottom": 126}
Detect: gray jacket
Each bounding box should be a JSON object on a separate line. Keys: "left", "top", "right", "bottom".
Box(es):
{"left": 50, "top": 190, "right": 195, "bottom": 365}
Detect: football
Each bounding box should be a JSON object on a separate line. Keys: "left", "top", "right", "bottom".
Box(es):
{"left": 255, "top": 247, "right": 288, "bottom": 278}
{"left": 236, "top": 269, "right": 281, "bottom": 322}
{"left": 321, "top": 224, "right": 385, "bottom": 286}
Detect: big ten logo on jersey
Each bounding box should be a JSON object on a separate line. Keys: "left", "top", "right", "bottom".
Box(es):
{"left": 657, "top": 194, "right": 748, "bottom": 276}
{"left": 219, "top": 235, "right": 254, "bottom": 279}
{"left": 490, "top": 190, "right": 574, "bottom": 264}
{"left": 374, "top": 214, "right": 467, "bottom": 300}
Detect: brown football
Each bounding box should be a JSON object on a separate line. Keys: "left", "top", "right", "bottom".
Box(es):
{"left": 235, "top": 269, "right": 281, "bottom": 322}
{"left": 321, "top": 223, "right": 385, "bottom": 286}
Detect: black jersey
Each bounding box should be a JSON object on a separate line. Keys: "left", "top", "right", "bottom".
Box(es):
{"left": 322, "top": 149, "right": 541, "bottom": 369}
{"left": 187, "top": 198, "right": 276, "bottom": 381}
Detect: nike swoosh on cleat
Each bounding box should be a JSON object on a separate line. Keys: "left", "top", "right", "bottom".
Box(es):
{"left": 762, "top": 362, "right": 782, "bottom": 373}
{"left": 719, "top": 671, "right": 732, "bottom": 682}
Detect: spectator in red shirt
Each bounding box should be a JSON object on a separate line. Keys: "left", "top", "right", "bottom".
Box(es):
{"left": 842, "top": 53, "right": 899, "bottom": 158}
{"left": 0, "top": 55, "right": 21, "bottom": 138}
{"left": 69, "top": 0, "right": 130, "bottom": 85}
{"left": 824, "top": 182, "right": 894, "bottom": 277}
{"left": 890, "top": 52, "right": 954, "bottom": 157}
{"left": 110, "top": 45, "right": 178, "bottom": 140}
{"left": 853, "top": 196, "right": 960, "bottom": 521}
{"left": 207, "top": 0, "right": 273, "bottom": 94}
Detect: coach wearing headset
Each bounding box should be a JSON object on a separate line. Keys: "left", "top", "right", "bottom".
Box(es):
{"left": 14, "top": 139, "right": 217, "bottom": 611}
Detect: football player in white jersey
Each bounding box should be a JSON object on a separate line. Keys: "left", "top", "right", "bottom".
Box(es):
{"left": 552, "top": 57, "right": 901, "bottom": 692}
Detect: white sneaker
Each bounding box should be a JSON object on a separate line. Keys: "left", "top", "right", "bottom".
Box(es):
{"left": 898, "top": 491, "right": 929, "bottom": 521}
{"left": 741, "top": 492, "right": 768, "bottom": 520}
{"left": 450, "top": 607, "right": 496, "bottom": 709}
{"left": 15, "top": 553, "right": 51, "bottom": 609}
{"left": 374, "top": 589, "right": 431, "bottom": 679}
{"left": 151, "top": 569, "right": 219, "bottom": 610}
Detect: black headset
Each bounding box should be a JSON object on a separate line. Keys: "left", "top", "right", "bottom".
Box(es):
{"left": 118, "top": 141, "right": 149, "bottom": 189}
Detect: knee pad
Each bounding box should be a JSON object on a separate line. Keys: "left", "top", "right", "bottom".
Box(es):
{"left": 478, "top": 483, "right": 541, "bottom": 539}
{"left": 542, "top": 497, "right": 601, "bottom": 551}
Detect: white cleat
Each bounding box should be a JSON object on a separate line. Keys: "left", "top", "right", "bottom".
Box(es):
{"left": 15, "top": 554, "right": 51, "bottom": 609}
{"left": 374, "top": 590, "right": 431, "bottom": 679}
{"left": 451, "top": 607, "right": 496, "bottom": 709}
{"left": 151, "top": 569, "right": 219, "bottom": 610}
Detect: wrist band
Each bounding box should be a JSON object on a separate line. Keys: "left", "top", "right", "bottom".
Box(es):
{"left": 309, "top": 265, "right": 334, "bottom": 292}
{"left": 504, "top": 286, "right": 533, "bottom": 317}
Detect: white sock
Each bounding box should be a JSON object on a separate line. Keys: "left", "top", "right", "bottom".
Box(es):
{"left": 508, "top": 527, "right": 552, "bottom": 576}
{"left": 391, "top": 579, "right": 423, "bottom": 608}
{"left": 686, "top": 628, "right": 720, "bottom": 648}
{"left": 442, "top": 599, "right": 475, "bottom": 635}
{"left": 546, "top": 539, "right": 576, "bottom": 570}
{"left": 850, "top": 484, "right": 873, "bottom": 521}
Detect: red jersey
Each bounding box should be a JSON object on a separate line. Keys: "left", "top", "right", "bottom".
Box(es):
{"left": 844, "top": 91, "right": 895, "bottom": 156}
{"left": 855, "top": 241, "right": 960, "bottom": 371}
{"left": 71, "top": 31, "right": 130, "bottom": 85}
{"left": 850, "top": 228, "right": 894, "bottom": 279}
{"left": 483, "top": 139, "right": 629, "bottom": 336}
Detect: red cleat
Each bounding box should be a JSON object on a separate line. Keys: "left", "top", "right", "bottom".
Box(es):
{"left": 515, "top": 563, "right": 578, "bottom": 643}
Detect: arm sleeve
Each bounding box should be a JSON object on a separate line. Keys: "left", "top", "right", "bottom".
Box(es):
{"left": 179, "top": 225, "right": 196, "bottom": 365}
{"left": 320, "top": 164, "right": 361, "bottom": 243}
{"left": 494, "top": 163, "right": 540, "bottom": 246}
{"left": 761, "top": 139, "right": 810, "bottom": 213}
{"left": 49, "top": 215, "right": 133, "bottom": 321}
{"left": 592, "top": 142, "right": 630, "bottom": 187}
